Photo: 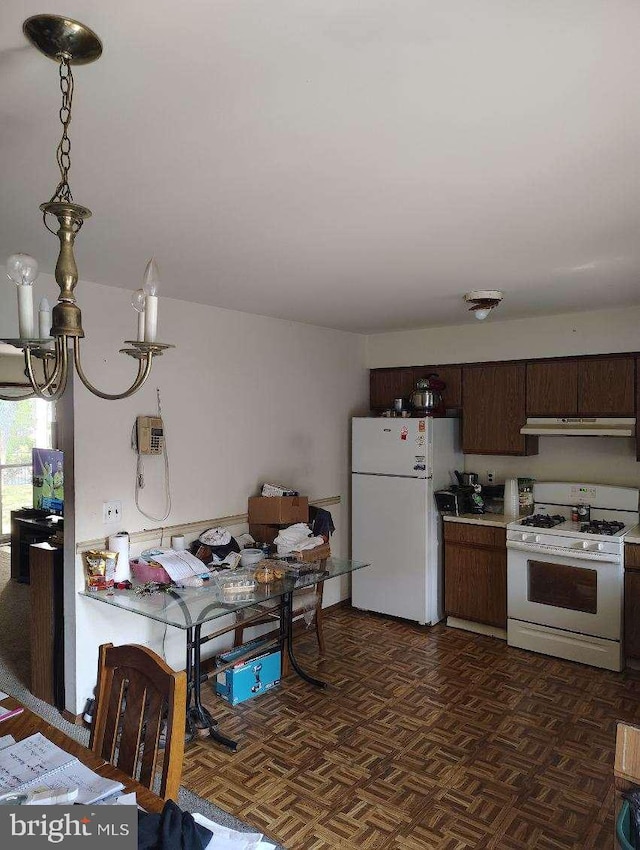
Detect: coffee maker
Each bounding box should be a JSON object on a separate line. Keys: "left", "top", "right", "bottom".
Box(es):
{"left": 435, "top": 471, "right": 485, "bottom": 515}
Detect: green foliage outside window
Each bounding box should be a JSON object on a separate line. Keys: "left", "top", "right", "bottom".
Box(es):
{"left": 0, "top": 400, "right": 53, "bottom": 535}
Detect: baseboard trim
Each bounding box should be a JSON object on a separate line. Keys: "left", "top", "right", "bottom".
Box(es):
{"left": 447, "top": 616, "right": 507, "bottom": 640}
{"left": 62, "top": 708, "right": 86, "bottom": 726}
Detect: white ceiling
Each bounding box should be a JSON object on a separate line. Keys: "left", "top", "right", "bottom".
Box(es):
{"left": 1, "top": 1, "right": 639, "bottom": 334}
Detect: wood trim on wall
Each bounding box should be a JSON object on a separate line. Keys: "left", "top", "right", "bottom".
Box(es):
{"left": 76, "top": 495, "right": 342, "bottom": 553}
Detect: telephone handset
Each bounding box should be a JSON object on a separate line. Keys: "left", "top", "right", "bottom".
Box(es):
{"left": 136, "top": 415, "right": 164, "bottom": 455}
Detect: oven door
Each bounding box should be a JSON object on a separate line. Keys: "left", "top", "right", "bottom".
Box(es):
{"left": 507, "top": 543, "right": 622, "bottom": 640}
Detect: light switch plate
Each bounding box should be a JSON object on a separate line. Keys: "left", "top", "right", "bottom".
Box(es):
{"left": 103, "top": 500, "right": 122, "bottom": 523}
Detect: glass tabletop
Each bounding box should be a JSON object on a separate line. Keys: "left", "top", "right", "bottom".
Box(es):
{"left": 78, "top": 557, "right": 369, "bottom": 630}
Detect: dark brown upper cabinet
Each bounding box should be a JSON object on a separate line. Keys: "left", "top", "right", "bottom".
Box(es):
{"left": 412, "top": 365, "right": 462, "bottom": 410}
{"left": 577, "top": 355, "right": 635, "bottom": 416}
{"left": 462, "top": 362, "right": 538, "bottom": 456}
{"left": 369, "top": 368, "right": 415, "bottom": 411}
{"left": 637, "top": 356, "right": 640, "bottom": 462}
{"left": 526, "top": 359, "right": 578, "bottom": 416}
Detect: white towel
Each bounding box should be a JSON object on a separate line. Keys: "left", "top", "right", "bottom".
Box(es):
{"left": 292, "top": 536, "right": 324, "bottom": 553}
{"left": 274, "top": 523, "right": 313, "bottom": 554}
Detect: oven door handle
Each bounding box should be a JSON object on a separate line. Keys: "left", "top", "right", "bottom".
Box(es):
{"left": 506, "top": 540, "right": 621, "bottom": 563}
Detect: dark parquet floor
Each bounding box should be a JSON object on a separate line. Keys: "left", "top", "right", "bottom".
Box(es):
{"left": 182, "top": 606, "right": 640, "bottom": 849}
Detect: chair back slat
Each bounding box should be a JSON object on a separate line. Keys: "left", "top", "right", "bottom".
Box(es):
{"left": 90, "top": 643, "right": 186, "bottom": 801}
{"left": 98, "top": 668, "right": 126, "bottom": 763}
{"left": 115, "top": 671, "right": 148, "bottom": 779}
{"left": 138, "top": 687, "right": 164, "bottom": 789}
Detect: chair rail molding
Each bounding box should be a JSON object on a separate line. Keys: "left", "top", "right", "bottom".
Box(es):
{"left": 76, "top": 495, "right": 342, "bottom": 554}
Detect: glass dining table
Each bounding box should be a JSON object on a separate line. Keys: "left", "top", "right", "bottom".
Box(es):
{"left": 80, "top": 556, "right": 369, "bottom": 751}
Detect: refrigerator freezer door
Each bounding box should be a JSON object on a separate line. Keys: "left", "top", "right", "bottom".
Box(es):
{"left": 352, "top": 473, "right": 432, "bottom": 623}
{"left": 352, "top": 418, "right": 430, "bottom": 477}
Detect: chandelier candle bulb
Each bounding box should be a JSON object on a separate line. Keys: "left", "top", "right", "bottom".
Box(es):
{"left": 38, "top": 297, "right": 51, "bottom": 339}
{"left": 137, "top": 310, "right": 145, "bottom": 341}
{"left": 6, "top": 253, "right": 39, "bottom": 339}
{"left": 144, "top": 295, "right": 158, "bottom": 342}
{"left": 142, "top": 258, "right": 160, "bottom": 343}
{"left": 16, "top": 283, "right": 34, "bottom": 339}
{"left": 130, "top": 289, "right": 146, "bottom": 342}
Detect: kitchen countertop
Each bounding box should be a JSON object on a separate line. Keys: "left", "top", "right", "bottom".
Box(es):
{"left": 625, "top": 525, "right": 640, "bottom": 545}
{"left": 442, "top": 513, "right": 522, "bottom": 529}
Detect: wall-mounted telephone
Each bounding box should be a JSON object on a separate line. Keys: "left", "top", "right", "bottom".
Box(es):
{"left": 135, "top": 416, "right": 164, "bottom": 455}
{"left": 132, "top": 390, "right": 171, "bottom": 523}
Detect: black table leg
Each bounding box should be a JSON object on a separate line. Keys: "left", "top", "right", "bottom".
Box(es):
{"left": 281, "top": 590, "right": 327, "bottom": 689}
{"left": 185, "top": 624, "right": 238, "bottom": 751}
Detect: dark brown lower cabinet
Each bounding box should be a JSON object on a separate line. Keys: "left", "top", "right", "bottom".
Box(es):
{"left": 625, "top": 543, "right": 640, "bottom": 660}
{"left": 444, "top": 522, "right": 507, "bottom": 628}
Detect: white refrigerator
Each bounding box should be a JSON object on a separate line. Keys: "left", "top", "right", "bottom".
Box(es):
{"left": 351, "top": 417, "right": 462, "bottom": 625}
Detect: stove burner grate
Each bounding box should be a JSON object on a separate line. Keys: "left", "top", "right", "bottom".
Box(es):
{"left": 580, "top": 520, "right": 625, "bottom": 536}
{"left": 520, "top": 514, "right": 566, "bottom": 529}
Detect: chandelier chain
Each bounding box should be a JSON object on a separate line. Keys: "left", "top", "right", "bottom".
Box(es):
{"left": 43, "top": 56, "right": 81, "bottom": 235}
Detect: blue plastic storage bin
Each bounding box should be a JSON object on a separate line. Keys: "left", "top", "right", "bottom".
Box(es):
{"left": 618, "top": 800, "right": 635, "bottom": 850}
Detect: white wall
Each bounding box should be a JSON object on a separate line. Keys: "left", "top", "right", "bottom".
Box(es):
{"left": 69, "top": 280, "right": 368, "bottom": 713}
{"left": 366, "top": 305, "right": 640, "bottom": 367}
{"left": 466, "top": 438, "right": 640, "bottom": 489}
{"left": 366, "top": 305, "right": 640, "bottom": 488}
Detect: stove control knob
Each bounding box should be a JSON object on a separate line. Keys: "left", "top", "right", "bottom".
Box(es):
{"left": 596, "top": 543, "right": 604, "bottom": 552}
{"left": 534, "top": 535, "right": 541, "bottom": 544}
{"left": 581, "top": 541, "right": 590, "bottom": 549}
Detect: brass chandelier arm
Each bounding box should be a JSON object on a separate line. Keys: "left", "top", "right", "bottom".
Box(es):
{"left": 31, "top": 338, "right": 64, "bottom": 394}
{"left": 24, "top": 338, "right": 69, "bottom": 401}
{"left": 72, "top": 337, "right": 154, "bottom": 400}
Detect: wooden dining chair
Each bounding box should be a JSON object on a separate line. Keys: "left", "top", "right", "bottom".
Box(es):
{"left": 89, "top": 643, "right": 187, "bottom": 801}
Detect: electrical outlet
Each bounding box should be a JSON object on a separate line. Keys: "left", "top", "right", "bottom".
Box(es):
{"left": 103, "top": 500, "right": 122, "bottom": 523}
{"left": 486, "top": 470, "right": 495, "bottom": 485}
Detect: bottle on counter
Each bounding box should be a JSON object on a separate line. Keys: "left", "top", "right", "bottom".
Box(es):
{"left": 518, "top": 478, "right": 534, "bottom": 516}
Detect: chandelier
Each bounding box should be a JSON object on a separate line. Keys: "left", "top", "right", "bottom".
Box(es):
{"left": 1, "top": 15, "right": 173, "bottom": 402}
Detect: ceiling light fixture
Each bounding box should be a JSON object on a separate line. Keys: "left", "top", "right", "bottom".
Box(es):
{"left": 464, "top": 290, "right": 504, "bottom": 321}
{"left": 1, "top": 15, "right": 173, "bottom": 402}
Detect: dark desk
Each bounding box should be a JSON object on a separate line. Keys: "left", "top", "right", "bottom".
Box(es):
{"left": 80, "top": 557, "right": 369, "bottom": 752}
{"left": 10, "top": 509, "right": 63, "bottom": 583}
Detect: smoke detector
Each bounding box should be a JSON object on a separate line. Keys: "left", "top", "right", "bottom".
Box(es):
{"left": 464, "top": 290, "right": 504, "bottom": 321}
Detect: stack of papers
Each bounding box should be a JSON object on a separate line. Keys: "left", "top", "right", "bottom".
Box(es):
{"left": 192, "top": 813, "right": 277, "bottom": 850}
{"left": 149, "top": 550, "right": 209, "bottom": 583}
{"left": 0, "top": 733, "right": 123, "bottom": 804}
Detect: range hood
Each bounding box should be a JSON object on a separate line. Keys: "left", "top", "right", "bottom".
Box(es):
{"left": 520, "top": 418, "right": 636, "bottom": 437}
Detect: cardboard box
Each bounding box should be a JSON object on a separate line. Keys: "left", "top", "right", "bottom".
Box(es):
{"left": 249, "top": 523, "right": 280, "bottom": 544}
{"left": 248, "top": 496, "right": 308, "bottom": 525}
{"left": 215, "top": 649, "right": 281, "bottom": 706}
{"left": 296, "top": 542, "right": 331, "bottom": 562}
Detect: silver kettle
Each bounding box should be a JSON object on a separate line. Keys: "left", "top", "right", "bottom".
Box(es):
{"left": 410, "top": 376, "right": 443, "bottom": 413}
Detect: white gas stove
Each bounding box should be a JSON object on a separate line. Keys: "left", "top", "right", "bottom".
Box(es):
{"left": 506, "top": 482, "right": 639, "bottom": 671}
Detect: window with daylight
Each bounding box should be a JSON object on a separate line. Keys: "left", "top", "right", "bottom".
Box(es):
{"left": 0, "top": 399, "right": 54, "bottom": 539}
